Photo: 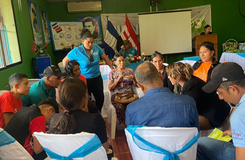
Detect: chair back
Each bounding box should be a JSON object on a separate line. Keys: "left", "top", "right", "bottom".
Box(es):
{"left": 0, "top": 128, "right": 34, "bottom": 160}
{"left": 28, "top": 79, "right": 40, "bottom": 85}
{"left": 58, "top": 62, "right": 64, "bottom": 72}
{"left": 125, "top": 125, "right": 198, "bottom": 160}
{"left": 0, "top": 90, "right": 8, "bottom": 95}
{"left": 33, "top": 132, "right": 108, "bottom": 160}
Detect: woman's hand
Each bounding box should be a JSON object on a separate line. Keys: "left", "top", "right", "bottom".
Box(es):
{"left": 117, "top": 74, "right": 124, "bottom": 82}
{"left": 222, "top": 130, "right": 232, "bottom": 137}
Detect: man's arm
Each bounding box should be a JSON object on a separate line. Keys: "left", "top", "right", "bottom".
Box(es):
{"left": 3, "top": 112, "right": 14, "bottom": 127}
{"left": 33, "top": 136, "right": 43, "bottom": 154}
{"left": 236, "top": 147, "right": 245, "bottom": 160}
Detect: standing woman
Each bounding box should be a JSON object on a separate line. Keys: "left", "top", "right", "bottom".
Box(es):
{"left": 150, "top": 51, "right": 174, "bottom": 92}
{"left": 62, "top": 29, "right": 114, "bottom": 112}
{"left": 193, "top": 42, "right": 219, "bottom": 83}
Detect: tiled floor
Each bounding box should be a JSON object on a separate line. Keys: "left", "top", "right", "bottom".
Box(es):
{"left": 111, "top": 129, "right": 133, "bottom": 160}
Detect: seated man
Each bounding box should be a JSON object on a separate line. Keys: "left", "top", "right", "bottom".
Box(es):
{"left": 21, "top": 66, "right": 65, "bottom": 107}
{"left": 198, "top": 62, "right": 245, "bottom": 160}
{"left": 0, "top": 73, "right": 30, "bottom": 129}
{"left": 125, "top": 62, "right": 199, "bottom": 130}
{"left": 119, "top": 40, "right": 137, "bottom": 58}
{"left": 5, "top": 98, "right": 59, "bottom": 160}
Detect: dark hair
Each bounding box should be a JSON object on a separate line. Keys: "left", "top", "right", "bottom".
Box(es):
{"left": 53, "top": 77, "right": 87, "bottom": 134}
{"left": 204, "top": 24, "right": 211, "bottom": 30}
{"left": 219, "top": 78, "right": 245, "bottom": 93}
{"left": 150, "top": 51, "right": 164, "bottom": 61}
{"left": 200, "top": 41, "right": 215, "bottom": 56}
{"left": 9, "top": 73, "right": 28, "bottom": 89}
{"left": 80, "top": 28, "right": 93, "bottom": 40}
{"left": 38, "top": 97, "right": 59, "bottom": 113}
{"left": 64, "top": 60, "right": 80, "bottom": 77}
{"left": 114, "top": 53, "right": 123, "bottom": 61}
{"left": 135, "top": 62, "right": 161, "bottom": 85}
{"left": 83, "top": 18, "right": 95, "bottom": 26}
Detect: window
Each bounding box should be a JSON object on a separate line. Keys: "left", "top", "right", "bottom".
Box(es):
{"left": 0, "top": 0, "right": 21, "bottom": 69}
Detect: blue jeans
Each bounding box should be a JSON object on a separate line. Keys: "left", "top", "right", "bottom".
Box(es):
{"left": 197, "top": 137, "right": 236, "bottom": 160}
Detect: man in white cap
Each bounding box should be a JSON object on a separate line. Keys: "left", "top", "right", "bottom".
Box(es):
{"left": 198, "top": 62, "right": 245, "bottom": 160}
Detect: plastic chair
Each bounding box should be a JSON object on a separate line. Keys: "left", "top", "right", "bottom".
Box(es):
{"left": 28, "top": 79, "right": 40, "bottom": 85}
{"left": 125, "top": 125, "right": 198, "bottom": 160}
{"left": 58, "top": 62, "right": 64, "bottom": 73}
{"left": 33, "top": 132, "right": 108, "bottom": 160}
{"left": 0, "top": 90, "right": 8, "bottom": 95}
{"left": 0, "top": 128, "right": 34, "bottom": 160}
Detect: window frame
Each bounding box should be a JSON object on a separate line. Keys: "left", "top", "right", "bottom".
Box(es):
{"left": 0, "top": 0, "right": 23, "bottom": 71}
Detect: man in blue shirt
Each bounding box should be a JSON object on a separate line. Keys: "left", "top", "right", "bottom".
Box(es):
{"left": 119, "top": 40, "right": 137, "bottom": 58}
{"left": 125, "top": 62, "right": 199, "bottom": 131}
{"left": 198, "top": 62, "right": 245, "bottom": 160}
{"left": 21, "top": 66, "right": 65, "bottom": 107}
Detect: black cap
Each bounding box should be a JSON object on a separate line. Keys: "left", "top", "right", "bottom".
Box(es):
{"left": 43, "top": 66, "right": 65, "bottom": 78}
{"left": 202, "top": 62, "right": 245, "bottom": 93}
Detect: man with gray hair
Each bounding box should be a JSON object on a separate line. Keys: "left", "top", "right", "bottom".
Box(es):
{"left": 125, "top": 62, "right": 199, "bottom": 130}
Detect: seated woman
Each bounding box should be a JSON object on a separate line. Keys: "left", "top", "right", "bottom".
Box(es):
{"left": 56, "top": 60, "right": 98, "bottom": 113}
{"left": 108, "top": 53, "right": 137, "bottom": 124}
{"left": 64, "top": 60, "right": 87, "bottom": 84}
{"left": 49, "top": 77, "right": 111, "bottom": 156}
{"left": 200, "top": 24, "right": 212, "bottom": 35}
{"left": 150, "top": 51, "right": 174, "bottom": 92}
{"left": 193, "top": 41, "right": 219, "bottom": 82}
{"left": 167, "top": 62, "right": 230, "bottom": 130}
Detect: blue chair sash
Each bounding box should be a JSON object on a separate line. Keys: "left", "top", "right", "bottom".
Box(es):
{"left": 126, "top": 125, "right": 198, "bottom": 160}
{"left": 0, "top": 128, "right": 16, "bottom": 147}
{"left": 42, "top": 134, "right": 102, "bottom": 160}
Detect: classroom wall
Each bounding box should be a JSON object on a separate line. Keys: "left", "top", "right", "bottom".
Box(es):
{"left": 0, "top": 0, "right": 56, "bottom": 89}
{"left": 0, "top": 0, "right": 244, "bottom": 89}
{"left": 48, "top": 0, "right": 245, "bottom": 63}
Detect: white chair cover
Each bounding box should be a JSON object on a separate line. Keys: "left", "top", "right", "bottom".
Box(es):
{"left": 0, "top": 90, "right": 8, "bottom": 95}
{"left": 0, "top": 128, "right": 34, "bottom": 160}
{"left": 33, "top": 132, "right": 107, "bottom": 160}
{"left": 28, "top": 79, "right": 40, "bottom": 85}
{"left": 125, "top": 126, "right": 198, "bottom": 160}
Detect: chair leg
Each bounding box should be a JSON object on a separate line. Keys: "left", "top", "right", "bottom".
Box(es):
{"left": 111, "top": 112, "right": 117, "bottom": 139}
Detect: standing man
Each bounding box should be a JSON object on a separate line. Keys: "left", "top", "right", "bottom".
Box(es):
{"left": 198, "top": 62, "right": 245, "bottom": 160}
{"left": 21, "top": 66, "right": 65, "bottom": 107}
{"left": 125, "top": 62, "right": 199, "bottom": 130}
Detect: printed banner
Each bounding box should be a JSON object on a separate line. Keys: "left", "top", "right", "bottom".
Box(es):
{"left": 40, "top": 7, "right": 51, "bottom": 44}
{"left": 76, "top": 16, "right": 102, "bottom": 45}
{"left": 101, "top": 5, "right": 211, "bottom": 40}
{"left": 28, "top": 0, "right": 42, "bottom": 45}
{"left": 50, "top": 21, "right": 83, "bottom": 51}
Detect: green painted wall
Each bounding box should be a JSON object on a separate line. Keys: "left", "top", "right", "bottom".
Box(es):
{"left": 0, "top": 0, "right": 56, "bottom": 89}
{"left": 0, "top": 0, "right": 244, "bottom": 89}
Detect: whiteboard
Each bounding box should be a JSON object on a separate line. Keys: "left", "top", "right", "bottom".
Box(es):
{"left": 139, "top": 10, "right": 192, "bottom": 55}
{"left": 50, "top": 21, "right": 83, "bottom": 51}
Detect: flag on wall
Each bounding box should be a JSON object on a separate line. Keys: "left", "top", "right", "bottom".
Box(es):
{"left": 120, "top": 14, "right": 140, "bottom": 55}
{"left": 103, "top": 19, "right": 123, "bottom": 59}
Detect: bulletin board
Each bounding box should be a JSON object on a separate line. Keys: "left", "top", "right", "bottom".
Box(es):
{"left": 50, "top": 21, "right": 83, "bottom": 51}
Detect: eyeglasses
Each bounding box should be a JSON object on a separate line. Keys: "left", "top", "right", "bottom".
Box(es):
{"left": 88, "top": 54, "right": 94, "bottom": 62}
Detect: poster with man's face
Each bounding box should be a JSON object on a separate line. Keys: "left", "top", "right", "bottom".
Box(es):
{"left": 28, "top": 0, "right": 42, "bottom": 45}
{"left": 76, "top": 16, "right": 102, "bottom": 45}
{"left": 40, "top": 7, "right": 51, "bottom": 44}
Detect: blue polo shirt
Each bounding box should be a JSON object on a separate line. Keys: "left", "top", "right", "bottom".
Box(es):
{"left": 231, "top": 94, "right": 245, "bottom": 148}
{"left": 125, "top": 87, "right": 200, "bottom": 131}
{"left": 21, "top": 78, "right": 56, "bottom": 107}
{"left": 67, "top": 44, "right": 104, "bottom": 79}
{"left": 119, "top": 46, "right": 137, "bottom": 58}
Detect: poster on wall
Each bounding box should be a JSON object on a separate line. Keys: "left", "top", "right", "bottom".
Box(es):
{"left": 76, "top": 16, "right": 102, "bottom": 45}
{"left": 40, "top": 7, "right": 51, "bottom": 44}
{"left": 50, "top": 21, "right": 83, "bottom": 51}
{"left": 28, "top": 0, "right": 43, "bottom": 45}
